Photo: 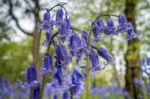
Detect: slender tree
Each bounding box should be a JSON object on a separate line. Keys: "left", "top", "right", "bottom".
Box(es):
{"left": 124, "top": 0, "right": 142, "bottom": 98}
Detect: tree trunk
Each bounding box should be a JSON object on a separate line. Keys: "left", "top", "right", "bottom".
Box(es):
{"left": 32, "top": 1, "right": 41, "bottom": 80}
{"left": 124, "top": 0, "right": 142, "bottom": 98}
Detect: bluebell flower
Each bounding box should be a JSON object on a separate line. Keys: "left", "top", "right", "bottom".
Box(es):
{"left": 124, "top": 22, "right": 140, "bottom": 40}
{"left": 0, "top": 77, "right": 13, "bottom": 98}
{"left": 65, "top": 17, "right": 71, "bottom": 30}
{"left": 96, "top": 18, "right": 105, "bottom": 32}
{"left": 43, "top": 31, "right": 52, "bottom": 47}
{"left": 56, "top": 44, "right": 71, "bottom": 65}
{"left": 56, "top": 8, "right": 64, "bottom": 23}
{"left": 68, "top": 33, "right": 81, "bottom": 50}
{"left": 58, "top": 20, "right": 69, "bottom": 42}
{"left": 116, "top": 15, "right": 128, "bottom": 33}
{"left": 89, "top": 49, "right": 100, "bottom": 69}
{"left": 97, "top": 47, "right": 113, "bottom": 63}
{"left": 26, "top": 64, "right": 37, "bottom": 85}
{"left": 54, "top": 94, "right": 58, "bottom": 99}
{"left": 62, "top": 91, "right": 69, "bottom": 99}
{"left": 73, "top": 67, "right": 85, "bottom": 80}
{"left": 54, "top": 63, "right": 64, "bottom": 85}
{"left": 92, "top": 22, "right": 102, "bottom": 41}
{"left": 40, "top": 53, "right": 53, "bottom": 75}
{"left": 32, "top": 83, "right": 40, "bottom": 99}
{"left": 43, "top": 10, "right": 50, "bottom": 21}
{"left": 104, "top": 17, "right": 116, "bottom": 36}
{"left": 69, "top": 34, "right": 88, "bottom": 59}
{"left": 38, "top": 20, "right": 54, "bottom": 32}
{"left": 71, "top": 78, "right": 85, "bottom": 98}
{"left": 38, "top": 10, "right": 54, "bottom": 32}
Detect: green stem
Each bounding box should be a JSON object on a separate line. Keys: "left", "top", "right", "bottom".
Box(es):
{"left": 39, "top": 75, "right": 46, "bottom": 99}
{"left": 29, "top": 86, "right": 33, "bottom": 99}
{"left": 70, "top": 88, "right": 74, "bottom": 99}
{"left": 86, "top": 54, "right": 91, "bottom": 99}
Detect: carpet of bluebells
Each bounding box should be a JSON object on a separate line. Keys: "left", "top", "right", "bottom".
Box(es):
{"left": 0, "top": 2, "right": 149, "bottom": 99}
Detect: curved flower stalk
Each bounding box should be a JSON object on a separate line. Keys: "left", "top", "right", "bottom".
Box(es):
{"left": 25, "top": 2, "right": 140, "bottom": 99}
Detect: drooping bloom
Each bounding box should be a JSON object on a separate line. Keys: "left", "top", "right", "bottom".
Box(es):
{"left": 96, "top": 18, "right": 105, "bottom": 32}
{"left": 55, "top": 44, "right": 71, "bottom": 65}
{"left": 71, "top": 77, "right": 85, "bottom": 98}
{"left": 56, "top": 8, "right": 64, "bottom": 23}
{"left": 65, "top": 17, "right": 71, "bottom": 30}
{"left": 68, "top": 33, "right": 81, "bottom": 50}
{"left": 0, "top": 77, "right": 13, "bottom": 97}
{"left": 26, "top": 64, "right": 37, "bottom": 85}
{"left": 116, "top": 15, "right": 128, "bottom": 33}
{"left": 54, "top": 94, "right": 58, "bottom": 99}
{"left": 97, "top": 47, "right": 113, "bottom": 63}
{"left": 58, "top": 20, "right": 69, "bottom": 41}
{"left": 68, "top": 67, "right": 85, "bottom": 98}
{"left": 124, "top": 22, "right": 140, "bottom": 40}
{"left": 40, "top": 53, "right": 53, "bottom": 75}
{"left": 43, "top": 10, "right": 50, "bottom": 21}
{"left": 73, "top": 67, "right": 85, "bottom": 80}
{"left": 92, "top": 18, "right": 106, "bottom": 41}
{"left": 62, "top": 91, "right": 69, "bottom": 99}
{"left": 104, "top": 17, "right": 116, "bottom": 36}
{"left": 89, "top": 49, "right": 100, "bottom": 69}
{"left": 43, "top": 31, "right": 52, "bottom": 47}
{"left": 32, "top": 83, "right": 40, "bottom": 99}
{"left": 69, "top": 33, "right": 88, "bottom": 59}
{"left": 54, "top": 61, "right": 64, "bottom": 86}
{"left": 92, "top": 22, "right": 102, "bottom": 41}
{"left": 38, "top": 10, "right": 54, "bottom": 32}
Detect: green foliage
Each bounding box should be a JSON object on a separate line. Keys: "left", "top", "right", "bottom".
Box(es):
{"left": 0, "top": 38, "right": 32, "bottom": 82}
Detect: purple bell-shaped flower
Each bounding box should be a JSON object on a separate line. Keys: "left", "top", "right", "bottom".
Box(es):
{"left": 58, "top": 20, "right": 69, "bottom": 42}
{"left": 56, "top": 8, "right": 64, "bottom": 23}
{"left": 40, "top": 53, "right": 53, "bottom": 75}
{"left": 116, "top": 15, "right": 128, "bottom": 33}
{"left": 124, "top": 22, "right": 140, "bottom": 40}
{"left": 89, "top": 49, "right": 100, "bottom": 69}
{"left": 97, "top": 47, "right": 113, "bottom": 63}
{"left": 55, "top": 44, "right": 71, "bottom": 65}
{"left": 26, "top": 64, "right": 37, "bottom": 86}
{"left": 104, "top": 17, "right": 116, "bottom": 36}
{"left": 32, "top": 83, "right": 40, "bottom": 99}
{"left": 62, "top": 91, "right": 69, "bottom": 99}
{"left": 38, "top": 10, "right": 54, "bottom": 32}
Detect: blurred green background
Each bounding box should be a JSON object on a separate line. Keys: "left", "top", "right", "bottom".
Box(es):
{"left": 0, "top": 0, "right": 150, "bottom": 99}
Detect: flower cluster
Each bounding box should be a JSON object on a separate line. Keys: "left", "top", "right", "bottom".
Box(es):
{"left": 92, "top": 15, "right": 140, "bottom": 41}
{"left": 26, "top": 3, "right": 140, "bottom": 99}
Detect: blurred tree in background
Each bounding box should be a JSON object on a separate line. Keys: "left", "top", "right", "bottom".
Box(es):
{"left": 124, "top": 0, "right": 142, "bottom": 98}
